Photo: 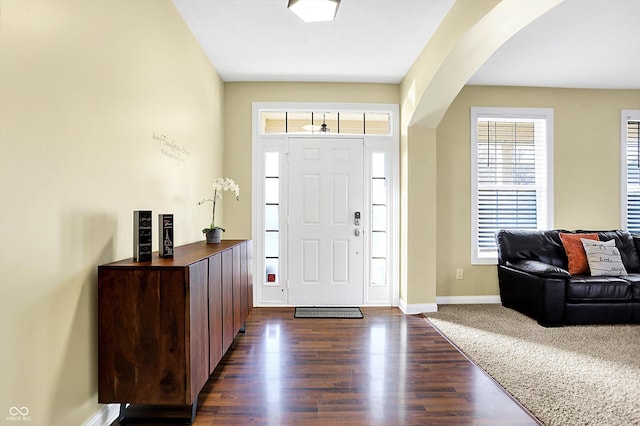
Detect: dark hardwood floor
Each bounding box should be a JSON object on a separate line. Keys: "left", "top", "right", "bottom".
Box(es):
{"left": 113, "top": 307, "right": 539, "bottom": 425}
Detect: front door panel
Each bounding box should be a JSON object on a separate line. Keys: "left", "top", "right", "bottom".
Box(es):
{"left": 288, "top": 138, "right": 364, "bottom": 306}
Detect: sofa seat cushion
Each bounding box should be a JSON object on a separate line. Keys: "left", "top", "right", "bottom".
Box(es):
{"left": 617, "top": 273, "right": 640, "bottom": 300}
{"left": 566, "top": 276, "right": 632, "bottom": 302}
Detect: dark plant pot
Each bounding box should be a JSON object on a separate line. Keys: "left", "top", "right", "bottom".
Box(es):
{"left": 205, "top": 228, "right": 222, "bottom": 244}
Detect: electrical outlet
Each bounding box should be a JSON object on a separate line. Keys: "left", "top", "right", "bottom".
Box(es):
{"left": 456, "top": 268, "right": 464, "bottom": 280}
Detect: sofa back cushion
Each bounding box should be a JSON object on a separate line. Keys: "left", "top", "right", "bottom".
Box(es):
{"left": 496, "top": 229, "right": 567, "bottom": 267}
{"left": 576, "top": 230, "right": 640, "bottom": 273}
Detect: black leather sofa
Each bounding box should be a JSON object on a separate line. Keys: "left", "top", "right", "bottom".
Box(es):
{"left": 496, "top": 229, "right": 640, "bottom": 326}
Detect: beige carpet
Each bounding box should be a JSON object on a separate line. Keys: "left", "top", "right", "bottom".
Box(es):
{"left": 425, "top": 304, "right": 640, "bottom": 426}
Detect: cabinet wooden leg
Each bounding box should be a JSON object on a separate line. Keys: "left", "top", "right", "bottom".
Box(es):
{"left": 189, "top": 398, "right": 198, "bottom": 423}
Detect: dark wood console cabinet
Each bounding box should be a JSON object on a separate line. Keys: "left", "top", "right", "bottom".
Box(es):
{"left": 98, "top": 240, "right": 252, "bottom": 422}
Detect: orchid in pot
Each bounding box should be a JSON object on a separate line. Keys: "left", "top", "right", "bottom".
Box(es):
{"left": 197, "top": 177, "right": 240, "bottom": 243}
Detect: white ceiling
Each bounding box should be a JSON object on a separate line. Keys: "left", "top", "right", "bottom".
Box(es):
{"left": 468, "top": 0, "right": 640, "bottom": 89}
{"left": 173, "top": 0, "right": 640, "bottom": 89}
{"left": 172, "top": 0, "right": 455, "bottom": 83}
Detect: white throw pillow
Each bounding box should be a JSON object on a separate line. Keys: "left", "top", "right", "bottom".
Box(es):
{"left": 580, "top": 238, "right": 627, "bottom": 276}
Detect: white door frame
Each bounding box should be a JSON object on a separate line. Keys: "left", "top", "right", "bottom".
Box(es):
{"left": 251, "top": 102, "right": 399, "bottom": 307}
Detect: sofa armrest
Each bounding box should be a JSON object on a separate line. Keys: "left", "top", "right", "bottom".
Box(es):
{"left": 498, "top": 265, "right": 566, "bottom": 326}
{"left": 506, "top": 260, "right": 570, "bottom": 278}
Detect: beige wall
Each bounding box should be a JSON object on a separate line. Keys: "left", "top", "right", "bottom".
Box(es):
{"left": 0, "top": 1, "right": 224, "bottom": 424}
{"left": 436, "top": 85, "right": 640, "bottom": 297}
{"left": 222, "top": 82, "right": 400, "bottom": 240}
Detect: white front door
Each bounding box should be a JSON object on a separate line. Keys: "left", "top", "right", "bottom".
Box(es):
{"left": 287, "top": 138, "right": 364, "bottom": 306}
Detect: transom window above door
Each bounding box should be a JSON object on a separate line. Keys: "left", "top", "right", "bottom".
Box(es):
{"left": 260, "top": 111, "right": 391, "bottom": 135}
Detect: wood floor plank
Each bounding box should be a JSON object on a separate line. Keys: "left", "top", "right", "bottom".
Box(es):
{"left": 112, "top": 307, "right": 540, "bottom": 425}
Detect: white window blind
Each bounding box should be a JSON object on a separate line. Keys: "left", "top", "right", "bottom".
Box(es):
{"left": 471, "top": 107, "right": 554, "bottom": 264}
{"left": 622, "top": 110, "right": 640, "bottom": 233}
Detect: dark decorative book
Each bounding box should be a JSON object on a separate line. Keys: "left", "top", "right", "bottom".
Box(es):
{"left": 158, "top": 214, "right": 174, "bottom": 257}
{"left": 133, "top": 210, "right": 152, "bottom": 262}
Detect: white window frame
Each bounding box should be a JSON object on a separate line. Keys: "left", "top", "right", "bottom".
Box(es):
{"left": 471, "top": 107, "right": 554, "bottom": 265}
{"left": 621, "top": 110, "right": 640, "bottom": 232}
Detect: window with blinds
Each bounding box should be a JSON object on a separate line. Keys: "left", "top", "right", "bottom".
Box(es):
{"left": 471, "top": 107, "right": 554, "bottom": 264}
{"left": 622, "top": 111, "right": 640, "bottom": 233}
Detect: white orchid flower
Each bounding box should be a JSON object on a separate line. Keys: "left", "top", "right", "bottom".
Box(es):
{"left": 198, "top": 177, "right": 240, "bottom": 233}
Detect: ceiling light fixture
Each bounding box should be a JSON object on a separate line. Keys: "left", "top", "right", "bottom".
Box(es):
{"left": 287, "top": 0, "right": 340, "bottom": 23}
{"left": 320, "top": 114, "right": 329, "bottom": 133}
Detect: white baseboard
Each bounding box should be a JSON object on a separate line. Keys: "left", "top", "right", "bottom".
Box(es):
{"left": 436, "top": 295, "right": 501, "bottom": 305}
{"left": 83, "top": 404, "right": 119, "bottom": 426}
{"left": 398, "top": 296, "right": 499, "bottom": 315}
{"left": 398, "top": 299, "right": 438, "bottom": 315}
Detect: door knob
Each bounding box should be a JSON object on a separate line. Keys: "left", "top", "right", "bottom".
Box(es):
{"left": 354, "top": 228, "right": 361, "bottom": 236}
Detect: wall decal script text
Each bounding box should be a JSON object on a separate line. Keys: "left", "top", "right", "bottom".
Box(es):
{"left": 153, "top": 133, "right": 190, "bottom": 164}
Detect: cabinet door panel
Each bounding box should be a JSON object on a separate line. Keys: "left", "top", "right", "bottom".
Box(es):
{"left": 232, "top": 245, "right": 242, "bottom": 335}
{"left": 98, "top": 268, "right": 186, "bottom": 405}
{"left": 188, "top": 260, "right": 210, "bottom": 403}
{"left": 222, "top": 249, "right": 234, "bottom": 352}
{"left": 158, "top": 270, "right": 190, "bottom": 404}
{"left": 208, "top": 253, "right": 223, "bottom": 372}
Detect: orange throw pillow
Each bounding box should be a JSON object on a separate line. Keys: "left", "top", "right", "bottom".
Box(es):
{"left": 559, "top": 232, "right": 600, "bottom": 275}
